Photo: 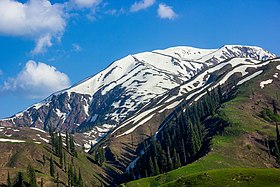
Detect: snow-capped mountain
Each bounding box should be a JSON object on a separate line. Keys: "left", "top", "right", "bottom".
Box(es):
{"left": 0, "top": 45, "right": 276, "bottom": 147}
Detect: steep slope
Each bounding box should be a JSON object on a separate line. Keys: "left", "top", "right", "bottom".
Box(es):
{"left": 0, "top": 45, "right": 278, "bottom": 186}
{"left": 123, "top": 58, "right": 280, "bottom": 186}
{"left": 0, "top": 45, "right": 275, "bottom": 148}
{"left": 0, "top": 128, "right": 106, "bottom": 187}
{"left": 88, "top": 57, "right": 280, "bottom": 185}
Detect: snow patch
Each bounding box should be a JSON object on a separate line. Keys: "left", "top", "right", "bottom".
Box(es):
{"left": 39, "top": 136, "right": 49, "bottom": 143}
{"left": 116, "top": 114, "right": 155, "bottom": 138}
{"left": 237, "top": 70, "right": 263, "bottom": 85}
{"left": 260, "top": 79, "right": 273, "bottom": 89}
{"left": 0, "top": 138, "right": 25, "bottom": 143}
{"left": 30, "top": 127, "right": 46, "bottom": 133}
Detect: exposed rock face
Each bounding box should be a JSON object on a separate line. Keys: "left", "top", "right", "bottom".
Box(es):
{"left": 0, "top": 45, "right": 276, "bottom": 141}
{"left": 1, "top": 92, "right": 91, "bottom": 131}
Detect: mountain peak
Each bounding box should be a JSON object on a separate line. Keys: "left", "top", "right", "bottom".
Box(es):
{"left": 0, "top": 45, "right": 277, "bottom": 148}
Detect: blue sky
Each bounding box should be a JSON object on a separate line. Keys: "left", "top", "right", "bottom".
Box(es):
{"left": 0, "top": 0, "right": 280, "bottom": 118}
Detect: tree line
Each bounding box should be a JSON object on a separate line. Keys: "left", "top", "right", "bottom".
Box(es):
{"left": 129, "top": 87, "right": 223, "bottom": 179}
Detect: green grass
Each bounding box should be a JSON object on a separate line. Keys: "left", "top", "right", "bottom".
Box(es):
{"left": 123, "top": 168, "right": 280, "bottom": 187}
{"left": 160, "top": 168, "right": 280, "bottom": 187}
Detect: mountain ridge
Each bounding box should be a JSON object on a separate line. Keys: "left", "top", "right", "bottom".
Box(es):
{"left": 0, "top": 45, "right": 277, "bottom": 151}
{"left": 0, "top": 45, "right": 280, "bottom": 186}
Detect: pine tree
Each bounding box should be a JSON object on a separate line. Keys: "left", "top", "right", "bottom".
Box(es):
{"left": 74, "top": 167, "right": 78, "bottom": 186}
{"left": 78, "top": 168, "right": 83, "bottom": 187}
{"left": 58, "top": 133, "right": 63, "bottom": 167}
{"left": 276, "top": 122, "right": 280, "bottom": 144}
{"left": 28, "top": 164, "right": 37, "bottom": 187}
{"left": 275, "top": 141, "right": 280, "bottom": 164}
{"left": 69, "top": 135, "right": 77, "bottom": 157}
{"left": 148, "top": 157, "right": 155, "bottom": 176}
{"left": 56, "top": 173, "right": 59, "bottom": 187}
{"left": 273, "top": 100, "right": 277, "bottom": 115}
{"left": 153, "top": 157, "right": 160, "bottom": 176}
{"left": 166, "top": 146, "right": 173, "bottom": 170}
{"left": 16, "top": 172, "right": 24, "bottom": 187}
{"left": 50, "top": 156, "right": 55, "bottom": 177}
{"left": 43, "top": 154, "right": 46, "bottom": 165}
{"left": 193, "top": 123, "right": 202, "bottom": 151}
{"left": 173, "top": 148, "right": 181, "bottom": 169}
{"left": 180, "top": 139, "right": 187, "bottom": 165}
{"left": 49, "top": 127, "right": 55, "bottom": 151}
{"left": 158, "top": 149, "right": 168, "bottom": 173}
{"left": 59, "top": 148, "right": 63, "bottom": 168}
{"left": 66, "top": 131, "right": 69, "bottom": 151}
{"left": 68, "top": 164, "right": 74, "bottom": 187}
{"left": 40, "top": 178, "right": 44, "bottom": 187}
{"left": 68, "top": 164, "right": 72, "bottom": 187}
{"left": 63, "top": 151, "right": 67, "bottom": 171}
{"left": 7, "top": 172, "right": 12, "bottom": 187}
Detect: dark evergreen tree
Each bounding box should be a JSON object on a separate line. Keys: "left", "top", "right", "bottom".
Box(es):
{"left": 56, "top": 173, "right": 59, "bottom": 187}
{"left": 40, "top": 178, "right": 44, "bottom": 187}
{"left": 50, "top": 156, "right": 55, "bottom": 177}
{"left": 275, "top": 141, "right": 280, "bottom": 164}
{"left": 153, "top": 157, "right": 160, "bottom": 176}
{"left": 7, "top": 172, "right": 12, "bottom": 187}
{"left": 218, "top": 84, "right": 223, "bottom": 102}
{"left": 58, "top": 133, "right": 63, "bottom": 167}
{"left": 276, "top": 122, "right": 280, "bottom": 144}
{"left": 43, "top": 155, "right": 46, "bottom": 165}
{"left": 148, "top": 157, "right": 155, "bottom": 176}
{"left": 69, "top": 135, "right": 77, "bottom": 157}
{"left": 74, "top": 167, "right": 78, "bottom": 186}
{"left": 28, "top": 164, "right": 37, "bottom": 187}
{"left": 273, "top": 100, "right": 277, "bottom": 115}
{"left": 173, "top": 148, "right": 181, "bottom": 169}
{"left": 66, "top": 131, "right": 69, "bottom": 151}
{"left": 63, "top": 151, "right": 67, "bottom": 171}
{"left": 78, "top": 168, "right": 84, "bottom": 187}
{"left": 15, "top": 172, "right": 24, "bottom": 187}
{"left": 68, "top": 164, "right": 75, "bottom": 187}
{"left": 68, "top": 164, "right": 72, "bottom": 187}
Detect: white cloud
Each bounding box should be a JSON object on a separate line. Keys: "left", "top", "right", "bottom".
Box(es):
{"left": 157, "top": 3, "right": 177, "bottom": 20}
{"left": 0, "top": 0, "right": 66, "bottom": 54}
{"left": 32, "top": 34, "right": 53, "bottom": 55}
{"left": 72, "top": 43, "right": 82, "bottom": 52}
{"left": 105, "top": 8, "right": 126, "bottom": 16}
{"left": 130, "top": 0, "right": 155, "bottom": 12}
{"left": 69, "top": 0, "right": 102, "bottom": 9}
{"left": 1, "top": 61, "right": 70, "bottom": 99}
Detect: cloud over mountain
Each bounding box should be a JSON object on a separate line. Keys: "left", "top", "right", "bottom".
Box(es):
{"left": 1, "top": 60, "right": 70, "bottom": 99}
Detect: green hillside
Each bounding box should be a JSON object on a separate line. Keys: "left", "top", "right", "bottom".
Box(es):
{"left": 0, "top": 132, "right": 105, "bottom": 187}
{"left": 122, "top": 60, "right": 280, "bottom": 186}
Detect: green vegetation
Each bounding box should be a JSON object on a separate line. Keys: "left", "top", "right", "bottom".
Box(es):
{"left": 129, "top": 88, "right": 223, "bottom": 178}
{"left": 124, "top": 62, "right": 280, "bottom": 186}
{"left": 0, "top": 127, "right": 104, "bottom": 187}
{"left": 161, "top": 168, "right": 280, "bottom": 187}
{"left": 123, "top": 168, "right": 280, "bottom": 187}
